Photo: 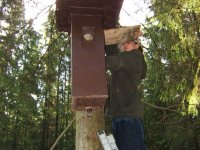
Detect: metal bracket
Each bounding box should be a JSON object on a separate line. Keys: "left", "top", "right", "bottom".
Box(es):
{"left": 86, "top": 107, "right": 93, "bottom": 118}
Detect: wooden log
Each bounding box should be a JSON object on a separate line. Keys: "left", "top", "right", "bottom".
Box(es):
{"left": 104, "top": 25, "right": 142, "bottom": 45}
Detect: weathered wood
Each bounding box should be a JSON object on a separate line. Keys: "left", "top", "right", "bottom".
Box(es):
{"left": 104, "top": 25, "right": 142, "bottom": 45}
{"left": 76, "top": 110, "right": 105, "bottom": 150}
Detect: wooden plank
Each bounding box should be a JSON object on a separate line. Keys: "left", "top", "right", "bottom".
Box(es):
{"left": 104, "top": 25, "right": 142, "bottom": 45}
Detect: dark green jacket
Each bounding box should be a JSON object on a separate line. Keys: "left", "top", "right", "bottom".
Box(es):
{"left": 106, "top": 49, "right": 147, "bottom": 119}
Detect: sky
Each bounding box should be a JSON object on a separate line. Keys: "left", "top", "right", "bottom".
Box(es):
{"left": 24, "top": 0, "right": 55, "bottom": 30}
{"left": 24, "top": 0, "right": 151, "bottom": 31}
{"left": 119, "top": 0, "right": 151, "bottom": 26}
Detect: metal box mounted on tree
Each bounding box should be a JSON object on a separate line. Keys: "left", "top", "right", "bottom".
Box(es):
{"left": 56, "top": 0, "right": 124, "bottom": 111}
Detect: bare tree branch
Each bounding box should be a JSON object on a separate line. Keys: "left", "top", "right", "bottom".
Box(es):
{"left": 50, "top": 116, "right": 75, "bottom": 150}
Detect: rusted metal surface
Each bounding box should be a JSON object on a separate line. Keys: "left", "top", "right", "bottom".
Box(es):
{"left": 71, "top": 15, "right": 107, "bottom": 110}
{"left": 56, "top": 0, "right": 124, "bottom": 110}
{"left": 56, "top": 0, "right": 124, "bottom": 32}
{"left": 72, "top": 96, "right": 107, "bottom": 111}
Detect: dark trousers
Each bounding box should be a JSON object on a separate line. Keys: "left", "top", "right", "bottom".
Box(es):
{"left": 112, "top": 117, "right": 147, "bottom": 150}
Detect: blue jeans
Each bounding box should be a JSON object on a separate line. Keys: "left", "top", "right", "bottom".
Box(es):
{"left": 112, "top": 117, "right": 147, "bottom": 150}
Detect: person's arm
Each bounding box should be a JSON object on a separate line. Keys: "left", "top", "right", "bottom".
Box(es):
{"left": 106, "top": 51, "right": 146, "bottom": 78}
{"left": 119, "top": 51, "right": 146, "bottom": 79}
{"left": 117, "top": 52, "right": 139, "bottom": 74}
{"left": 106, "top": 55, "right": 120, "bottom": 71}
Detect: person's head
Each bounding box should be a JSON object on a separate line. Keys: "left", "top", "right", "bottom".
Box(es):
{"left": 122, "top": 40, "right": 140, "bottom": 51}
{"left": 118, "top": 39, "right": 141, "bottom": 52}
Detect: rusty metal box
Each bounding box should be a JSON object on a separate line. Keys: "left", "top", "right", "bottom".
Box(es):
{"left": 56, "top": 0, "right": 124, "bottom": 110}
{"left": 71, "top": 15, "right": 108, "bottom": 110}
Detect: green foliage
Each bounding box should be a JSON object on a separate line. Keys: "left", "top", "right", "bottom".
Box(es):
{"left": 1, "top": 0, "right": 200, "bottom": 149}
{"left": 0, "top": 1, "right": 74, "bottom": 150}
{"left": 144, "top": 0, "right": 200, "bottom": 149}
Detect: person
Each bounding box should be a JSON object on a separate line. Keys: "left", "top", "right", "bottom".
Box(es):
{"left": 105, "top": 38, "right": 147, "bottom": 150}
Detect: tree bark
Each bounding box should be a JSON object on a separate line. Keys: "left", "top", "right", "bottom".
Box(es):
{"left": 76, "top": 110, "right": 105, "bottom": 150}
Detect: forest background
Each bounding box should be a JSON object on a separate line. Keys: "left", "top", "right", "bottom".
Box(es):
{"left": 0, "top": 0, "right": 200, "bottom": 149}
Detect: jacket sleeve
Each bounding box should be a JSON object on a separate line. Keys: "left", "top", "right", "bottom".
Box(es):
{"left": 106, "top": 51, "right": 146, "bottom": 79}
{"left": 141, "top": 55, "right": 147, "bottom": 79}
{"left": 106, "top": 55, "right": 120, "bottom": 71}
{"left": 119, "top": 51, "right": 146, "bottom": 80}
{"left": 119, "top": 53, "right": 137, "bottom": 73}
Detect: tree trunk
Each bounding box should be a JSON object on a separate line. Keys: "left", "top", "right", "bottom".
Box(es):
{"left": 76, "top": 110, "right": 105, "bottom": 150}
